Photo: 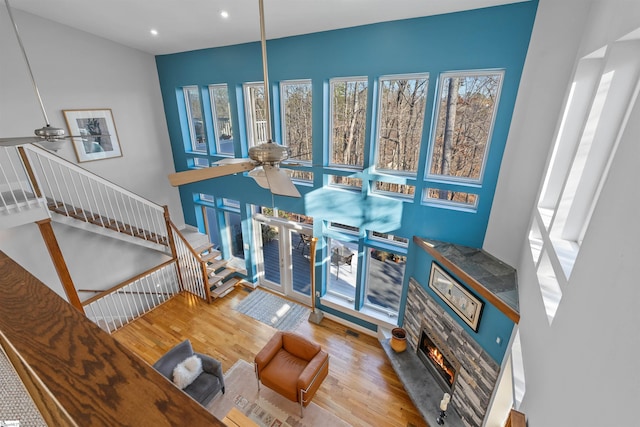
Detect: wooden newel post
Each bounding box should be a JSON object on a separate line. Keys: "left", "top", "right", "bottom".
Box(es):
{"left": 308, "top": 237, "right": 324, "bottom": 324}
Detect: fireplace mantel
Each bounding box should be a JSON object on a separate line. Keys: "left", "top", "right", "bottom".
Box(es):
{"left": 413, "top": 237, "right": 519, "bottom": 323}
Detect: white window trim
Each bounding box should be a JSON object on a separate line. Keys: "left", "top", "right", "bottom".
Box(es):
{"left": 208, "top": 83, "right": 234, "bottom": 156}
{"left": 243, "top": 81, "right": 266, "bottom": 148}
{"left": 183, "top": 86, "right": 207, "bottom": 153}
{"left": 328, "top": 76, "right": 368, "bottom": 170}
{"left": 280, "top": 79, "right": 313, "bottom": 166}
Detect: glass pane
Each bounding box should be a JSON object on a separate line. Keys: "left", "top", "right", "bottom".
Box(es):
{"left": 364, "top": 248, "right": 406, "bottom": 313}
{"left": 183, "top": 86, "right": 207, "bottom": 152}
{"left": 291, "top": 230, "right": 311, "bottom": 297}
{"left": 281, "top": 80, "right": 312, "bottom": 162}
{"left": 225, "top": 211, "right": 244, "bottom": 259}
{"left": 330, "top": 78, "right": 368, "bottom": 168}
{"left": 209, "top": 84, "right": 235, "bottom": 155}
{"left": 204, "top": 206, "right": 221, "bottom": 249}
{"left": 327, "top": 239, "right": 358, "bottom": 300}
{"left": 424, "top": 188, "right": 478, "bottom": 208}
{"left": 244, "top": 83, "right": 267, "bottom": 146}
{"left": 373, "top": 181, "right": 415, "bottom": 198}
{"left": 260, "top": 223, "right": 280, "bottom": 283}
{"left": 429, "top": 72, "right": 503, "bottom": 181}
{"left": 376, "top": 75, "right": 428, "bottom": 174}
{"left": 290, "top": 170, "right": 313, "bottom": 183}
{"left": 328, "top": 175, "right": 362, "bottom": 189}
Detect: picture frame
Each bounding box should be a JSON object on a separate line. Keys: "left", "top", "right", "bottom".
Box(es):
{"left": 63, "top": 109, "right": 122, "bottom": 162}
{"left": 428, "top": 262, "right": 483, "bottom": 331}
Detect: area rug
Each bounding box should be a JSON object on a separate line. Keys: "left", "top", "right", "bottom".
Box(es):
{"left": 234, "top": 289, "right": 310, "bottom": 332}
{"left": 208, "top": 359, "right": 350, "bottom": 427}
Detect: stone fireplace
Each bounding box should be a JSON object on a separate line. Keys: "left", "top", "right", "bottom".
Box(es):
{"left": 403, "top": 277, "right": 500, "bottom": 427}
{"left": 417, "top": 328, "right": 459, "bottom": 392}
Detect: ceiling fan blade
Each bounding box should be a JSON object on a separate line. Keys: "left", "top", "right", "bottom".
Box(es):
{"left": 0, "top": 137, "right": 43, "bottom": 146}
{"left": 263, "top": 165, "right": 301, "bottom": 198}
{"left": 213, "top": 158, "right": 255, "bottom": 166}
{"left": 168, "top": 162, "right": 256, "bottom": 186}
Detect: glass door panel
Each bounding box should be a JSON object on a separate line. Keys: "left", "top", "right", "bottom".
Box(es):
{"left": 258, "top": 223, "right": 283, "bottom": 292}
{"left": 288, "top": 229, "right": 312, "bottom": 301}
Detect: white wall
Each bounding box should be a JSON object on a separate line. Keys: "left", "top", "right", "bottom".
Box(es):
{"left": 486, "top": 0, "right": 640, "bottom": 425}
{"left": 0, "top": 7, "right": 183, "bottom": 224}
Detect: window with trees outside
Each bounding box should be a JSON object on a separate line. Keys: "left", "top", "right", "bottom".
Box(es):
{"left": 183, "top": 86, "right": 207, "bottom": 152}
{"left": 330, "top": 77, "right": 368, "bottom": 169}
{"left": 243, "top": 82, "right": 268, "bottom": 147}
{"left": 281, "top": 80, "right": 312, "bottom": 163}
{"left": 376, "top": 74, "right": 429, "bottom": 175}
{"left": 209, "top": 84, "right": 234, "bottom": 156}
{"left": 427, "top": 71, "right": 504, "bottom": 183}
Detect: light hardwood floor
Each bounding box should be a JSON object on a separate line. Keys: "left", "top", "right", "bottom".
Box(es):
{"left": 113, "top": 287, "right": 426, "bottom": 427}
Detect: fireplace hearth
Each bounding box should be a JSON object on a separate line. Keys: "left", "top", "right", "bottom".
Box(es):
{"left": 417, "top": 329, "right": 459, "bottom": 392}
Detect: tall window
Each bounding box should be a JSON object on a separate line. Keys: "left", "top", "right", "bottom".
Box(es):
{"left": 427, "top": 71, "right": 503, "bottom": 182}
{"left": 376, "top": 74, "right": 429, "bottom": 175}
{"left": 281, "top": 80, "right": 312, "bottom": 163}
{"left": 183, "top": 86, "right": 207, "bottom": 152}
{"left": 209, "top": 84, "right": 234, "bottom": 156}
{"left": 327, "top": 237, "right": 358, "bottom": 301}
{"left": 243, "top": 82, "right": 268, "bottom": 147}
{"left": 330, "top": 77, "right": 368, "bottom": 169}
{"left": 364, "top": 248, "right": 406, "bottom": 315}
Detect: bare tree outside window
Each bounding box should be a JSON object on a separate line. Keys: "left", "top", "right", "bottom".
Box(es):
{"left": 183, "top": 86, "right": 207, "bottom": 152}
{"left": 428, "top": 71, "right": 503, "bottom": 182}
{"left": 281, "top": 80, "right": 312, "bottom": 162}
{"left": 209, "top": 84, "right": 234, "bottom": 155}
{"left": 376, "top": 75, "right": 429, "bottom": 174}
{"left": 243, "top": 82, "right": 267, "bottom": 146}
{"left": 330, "top": 78, "right": 368, "bottom": 168}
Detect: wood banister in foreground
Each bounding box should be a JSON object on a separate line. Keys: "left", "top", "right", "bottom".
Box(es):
{"left": 0, "top": 250, "right": 224, "bottom": 427}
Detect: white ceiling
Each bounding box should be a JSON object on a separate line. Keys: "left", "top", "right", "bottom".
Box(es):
{"left": 7, "top": 0, "right": 528, "bottom": 55}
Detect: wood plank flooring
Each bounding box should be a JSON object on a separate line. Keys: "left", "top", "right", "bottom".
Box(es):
{"left": 112, "top": 287, "right": 426, "bottom": 427}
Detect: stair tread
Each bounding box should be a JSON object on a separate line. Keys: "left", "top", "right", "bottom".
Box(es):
{"left": 208, "top": 268, "right": 235, "bottom": 285}
{"left": 200, "top": 251, "right": 222, "bottom": 263}
{"left": 193, "top": 243, "right": 215, "bottom": 255}
{"left": 210, "top": 277, "right": 241, "bottom": 298}
{"left": 205, "top": 259, "right": 227, "bottom": 271}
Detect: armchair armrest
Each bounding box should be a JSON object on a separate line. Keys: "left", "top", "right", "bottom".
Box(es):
{"left": 298, "top": 350, "right": 329, "bottom": 393}
{"left": 255, "top": 332, "right": 283, "bottom": 376}
{"left": 196, "top": 352, "right": 225, "bottom": 392}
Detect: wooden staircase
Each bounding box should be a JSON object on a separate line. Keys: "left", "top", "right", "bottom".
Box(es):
{"left": 47, "top": 199, "right": 168, "bottom": 247}
{"left": 193, "top": 243, "right": 242, "bottom": 300}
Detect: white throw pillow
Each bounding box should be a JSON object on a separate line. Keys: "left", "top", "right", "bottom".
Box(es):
{"left": 172, "top": 355, "right": 203, "bottom": 389}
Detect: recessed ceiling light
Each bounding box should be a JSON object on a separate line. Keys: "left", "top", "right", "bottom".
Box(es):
{"left": 220, "top": 10, "right": 229, "bottom": 19}
{"left": 150, "top": 29, "right": 158, "bottom": 36}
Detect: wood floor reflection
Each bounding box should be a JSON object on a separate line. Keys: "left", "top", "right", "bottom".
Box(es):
{"left": 113, "top": 288, "right": 425, "bottom": 427}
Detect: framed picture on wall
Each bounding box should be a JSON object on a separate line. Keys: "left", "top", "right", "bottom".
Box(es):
{"left": 63, "top": 109, "right": 122, "bottom": 162}
{"left": 429, "top": 262, "right": 483, "bottom": 331}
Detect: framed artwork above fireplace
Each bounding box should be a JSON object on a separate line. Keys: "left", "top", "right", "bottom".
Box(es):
{"left": 428, "top": 262, "right": 483, "bottom": 331}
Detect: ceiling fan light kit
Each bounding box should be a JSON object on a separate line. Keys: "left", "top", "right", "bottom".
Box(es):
{"left": 166, "top": 0, "right": 302, "bottom": 198}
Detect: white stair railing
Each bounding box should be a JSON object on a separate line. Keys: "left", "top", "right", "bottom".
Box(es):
{"left": 170, "top": 223, "right": 208, "bottom": 301}
{"left": 83, "top": 260, "right": 180, "bottom": 334}
{"left": 0, "top": 146, "right": 42, "bottom": 213}
{"left": 21, "top": 145, "right": 168, "bottom": 247}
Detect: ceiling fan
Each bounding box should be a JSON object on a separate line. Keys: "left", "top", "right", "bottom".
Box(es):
{"left": 0, "top": 0, "right": 106, "bottom": 151}
{"left": 167, "top": 0, "right": 302, "bottom": 198}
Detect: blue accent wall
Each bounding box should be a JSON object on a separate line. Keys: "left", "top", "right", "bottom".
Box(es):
{"left": 156, "top": 2, "right": 537, "bottom": 362}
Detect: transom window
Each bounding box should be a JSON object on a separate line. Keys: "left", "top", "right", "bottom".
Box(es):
{"left": 183, "top": 86, "right": 207, "bottom": 152}
{"left": 243, "top": 82, "right": 268, "bottom": 147}
{"left": 281, "top": 80, "right": 312, "bottom": 163}
{"left": 375, "top": 74, "right": 429, "bottom": 175}
{"left": 427, "top": 70, "right": 504, "bottom": 183}
{"left": 209, "top": 84, "right": 234, "bottom": 156}
{"left": 330, "top": 77, "right": 368, "bottom": 169}
{"left": 423, "top": 188, "right": 479, "bottom": 210}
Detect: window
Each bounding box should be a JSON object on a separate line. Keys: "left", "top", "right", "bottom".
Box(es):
{"left": 327, "top": 238, "right": 358, "bottom": 301}
{"left": 368, "top": 231, "right": 409, "bottom": 247}
{"left": 423, "top": 188, "right": 478, "bottom": 209}
{"left": 427, "top": 71, "right": 503, "bottom": 183}
{"left": 363, "top": 248, "right": 406, "bottom": 315}
{"left": 328, "top": 222, "right": 360, "bottom": 235}
{"left": 281, "top": 80, "right": 312, "bottom": 163}
{"left": 290, "top": 170, "right": 313, "bottom": 184}
{"left": 376, "top": 74, "right": 429, "bottom": 175}
{"left": 192, "top": 157, "right": 209, "bottom": 168}
{"left": 330, "top": 77, "right": 368, "bottom": 169}
{"left": 203, "top": 206, "right": 221, "bottom": 249}
{"left": 372, "top": 181, "right": 415, "bottom": 199}
{"left": 209, "top": 84, "right": 234, "bottom": 156}
{"left": 327, "top": 175, "right": 362, "bottom": 190}
{"left": 243, "top": 82, "right": 268, "bottom": 147}
{"left": 183, "top": 86, "right": 207, "bottom": 152}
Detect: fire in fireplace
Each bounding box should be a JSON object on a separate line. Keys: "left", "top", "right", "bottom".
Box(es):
{"left": 417, "top": 329, "right": 458, "bottom": 392}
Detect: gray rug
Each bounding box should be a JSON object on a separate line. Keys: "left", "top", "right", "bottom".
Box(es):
{"left": 234, "top": 289, "right": 310, "bottom": 331}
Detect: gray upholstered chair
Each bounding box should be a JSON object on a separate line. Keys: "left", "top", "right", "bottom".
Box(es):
{"left": 153, "top": 339, "right": 224, "bottom": 406}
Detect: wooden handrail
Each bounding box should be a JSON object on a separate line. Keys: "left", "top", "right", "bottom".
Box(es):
{"left": 82, "top": 259, "right": 176, "bottom": 306}
{"left": 17, "top": 146, "right": 42, "bottom": 198}
{"left": 0, "top": 250, "right": 223, "bottom": 426}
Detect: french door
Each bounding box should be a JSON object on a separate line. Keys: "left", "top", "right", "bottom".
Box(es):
{"left": 254, "top": 217, "right": 313, "bottom": 305}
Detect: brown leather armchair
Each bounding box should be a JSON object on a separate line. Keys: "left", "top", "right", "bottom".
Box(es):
{"left": 254, "top": 331, "right": 329, "bottom": 417}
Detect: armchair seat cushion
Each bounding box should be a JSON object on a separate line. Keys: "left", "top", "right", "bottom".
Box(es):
{"left": 260, "top": 349, "right": 308, "bottom": 402}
